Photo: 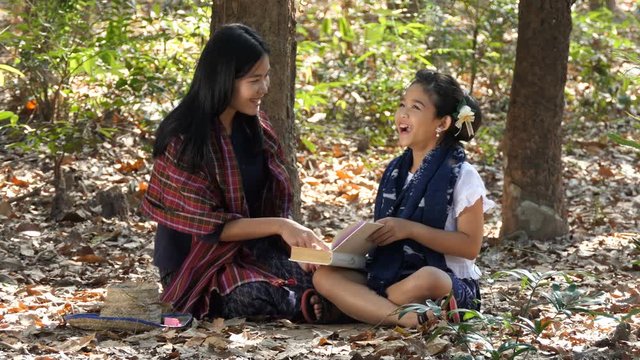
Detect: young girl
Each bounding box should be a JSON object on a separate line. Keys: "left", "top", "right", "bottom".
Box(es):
{"left": 308, "top": 70, "right": 495, "bottom": 327}
{"left": 141, "top": 24, "right": 325, "bottom": 320}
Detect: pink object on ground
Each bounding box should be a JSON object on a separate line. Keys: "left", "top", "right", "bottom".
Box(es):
{"left": 163, "top": 317, "right": 181, "bottom": 327}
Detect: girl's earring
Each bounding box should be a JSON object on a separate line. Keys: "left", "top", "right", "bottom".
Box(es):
{"left": 436, "top": 128, "right": 442, "bottom": 138}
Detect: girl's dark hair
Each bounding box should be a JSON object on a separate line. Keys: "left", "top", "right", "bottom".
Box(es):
{"left": 411, "top": 70, "right": 482, "bottom": 145}
{"left": 153, "top": 23, "right": 269, "bottom": 172}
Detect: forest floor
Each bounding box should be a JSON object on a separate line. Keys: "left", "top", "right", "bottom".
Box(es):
{"left": 0, "top": 116, "right": 639, "bottom": 359}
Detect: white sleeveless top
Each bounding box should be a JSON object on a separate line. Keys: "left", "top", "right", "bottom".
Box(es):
{"left": 405, "top": 162, "right": 495, "bottom": 280}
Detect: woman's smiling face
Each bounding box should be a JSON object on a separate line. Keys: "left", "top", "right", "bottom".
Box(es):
{"left": 229, "top": 55, "right": 271, "bottom": 116}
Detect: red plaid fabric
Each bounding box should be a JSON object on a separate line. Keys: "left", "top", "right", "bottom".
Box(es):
{"left": 141, "top": 112, "right": 293, "bottom": 317}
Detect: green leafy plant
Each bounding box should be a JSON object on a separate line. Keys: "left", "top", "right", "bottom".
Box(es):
{"left": 608, "top": 131, "right": 640, "bottom": 150}
{"left": 295, "top": 0, "right": 518, "bottom": 162}
{"left": 0, "top": 62, "right": 24, "bottom": 125}
{"left": 0, "top": 1, "right": 136, "bottom": 218}
{"left": 394, "top": 269, "right": 610, "bottom": 358}
{"left": 543, "top": 282, "right": 605, "bottom": 317}
{"left": 0, "top": 63, "right": 25, "bottom": 87}
{"left": 0, "top": 0, "right": 209, "bottom": 217}
{"left": 515, "top": 315, "right": 554, "bottom": 338}
{"left": 396, "top": 303, "right": 537, "bottom": 359}
{"left": 608, "top": 50, "right": 640, "bottom": 151}
{"left": 492, "top": 269, "right": 563, "bottom": 317}
{"left": 570, "top": 7, "right": 640, "bottom": 122}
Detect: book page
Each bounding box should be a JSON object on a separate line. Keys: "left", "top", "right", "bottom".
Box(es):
{"left": 331, "top": 221, "right": 382, "bottom": 255}
{"left": 331, "top": 221, "right": 366, "bottom": 249}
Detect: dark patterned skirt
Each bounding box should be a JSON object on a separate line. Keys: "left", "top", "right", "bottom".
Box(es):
{"left": 448, "top": 272, "right": 481, "bottom": 310}
{"left": 160, "top": 237, "right": 313, "bottom": 320}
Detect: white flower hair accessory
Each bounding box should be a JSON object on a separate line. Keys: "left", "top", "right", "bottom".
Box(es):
{"left": 453, "top": 99, "right": 475, "bottom": 137}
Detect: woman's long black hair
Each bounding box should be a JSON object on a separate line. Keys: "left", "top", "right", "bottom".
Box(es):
{"left": 153, "top": 23, "right": 269, "bottom": 172}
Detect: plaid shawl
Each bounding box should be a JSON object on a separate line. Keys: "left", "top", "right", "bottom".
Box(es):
{"left": 141, "top": 112, "right": 293, "bottom": 317}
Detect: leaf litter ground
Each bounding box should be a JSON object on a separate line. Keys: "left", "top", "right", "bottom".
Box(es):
{"left": 0, "top": 123, "right": 638, "bottom": 359}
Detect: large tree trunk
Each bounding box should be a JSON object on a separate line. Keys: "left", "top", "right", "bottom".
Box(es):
{"left": 211, "top": 0, "right": 301, "bottom": 219}
{"left": 501, "top": 1, "right": 571, "bottom": 240}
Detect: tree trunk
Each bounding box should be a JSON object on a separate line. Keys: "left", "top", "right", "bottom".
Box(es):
{"left": 211, "top": 0, "right": 301, "bottom": 220}
{"left": 501, "top": 1, "right": 571, "bottom": 240}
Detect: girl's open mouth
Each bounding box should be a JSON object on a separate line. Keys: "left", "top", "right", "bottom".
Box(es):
{"left": 398, "top": 124, "right": 411, "bottom": 133}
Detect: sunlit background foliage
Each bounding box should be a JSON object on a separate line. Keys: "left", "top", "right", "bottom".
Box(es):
{"left": 0, "top": 0, "right": 638, "bottom": 163}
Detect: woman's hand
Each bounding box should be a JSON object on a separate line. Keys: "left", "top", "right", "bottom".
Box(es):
{"left": 369, "top": 217, "right": 416, "bottom": 246}
{"left": 298, "top": 262, "right": 319, "bottom": 273}
{"left": 279, "top": 219, "right": 329, "bottom": 251}
{"left": 279, "top": 219, "right": 327, "bottom": 273}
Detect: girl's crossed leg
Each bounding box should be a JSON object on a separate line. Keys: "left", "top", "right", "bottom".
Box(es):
{"left": 312, "top": 265, "right": 452, "bottom": 327}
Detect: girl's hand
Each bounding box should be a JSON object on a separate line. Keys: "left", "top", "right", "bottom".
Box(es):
{"left": 280, "top": 219, "right": 329, "bottom": 251}
{"left": 369, "top": 217, "right": 415, "bottom": 246}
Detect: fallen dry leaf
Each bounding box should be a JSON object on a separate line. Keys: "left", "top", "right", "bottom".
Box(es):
{"left": 137, "top": 181, "right": 148, "bottom": 193}
{"left": 332, "top": 144, "right": 344, "bottom": 157}
{"left": 25, "top": 285, "right": 42, "bottom": 296}
{"left": 598, "top": 165, "right": 615, "bottom": 178}
{"left": 7, "top": 302, "right": 29, "bottom": 314}
{"left": 349, "top": 330, "right": 376, "bottom": 342}
{"left": 204, "top": 335, "right": 228, "bottom": 350}
{"left": 10, "top": 176, "right": 29, "bottom": 187}
{"left": 427, "top": 336, "right": 451, "bottom": 356}
{"left": 116, "top": 159, "right": 145, "bottom": 173}
{"left": 57, "top": 334, "right": 95, "bottom": 353}
{"left": 336, "top": 169, "right": 352, "bottom": 180}
{"left": 74, "top": 254, "right": 108, "bottom": 264}
{"left": 302, "top": 177, "right": 321, "bottom": 186}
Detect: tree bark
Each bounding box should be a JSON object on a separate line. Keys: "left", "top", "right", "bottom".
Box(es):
{"left": 211, "top": 0, "right": 301, "bottom": 220}
{"left": 501, "top": 0, "right": 571, "bottom": 240}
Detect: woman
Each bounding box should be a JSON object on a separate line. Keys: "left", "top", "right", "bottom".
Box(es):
{"left": 308, "top": 70, "right": 495, "bottom": 327}
{"left": 142, "top": 23, "right": 325, "bottom": 320}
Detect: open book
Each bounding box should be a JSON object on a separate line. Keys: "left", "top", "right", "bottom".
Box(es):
{"left": 289, "top": 221, "right": 383, "bottom": 270}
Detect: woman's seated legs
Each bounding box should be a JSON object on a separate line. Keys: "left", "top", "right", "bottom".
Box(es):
{"left": 246, "top": 238, "right": 314, "bottom": 314}
{"left": 218, "top": 281, "right": 297, "bottom": 319}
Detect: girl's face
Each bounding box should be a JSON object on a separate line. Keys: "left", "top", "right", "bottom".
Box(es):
{"left": 395, "top": 83, "right": 443, "bottom": 151}
{"left": 229, "top": 55, "right": 270, "bottom": 116}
